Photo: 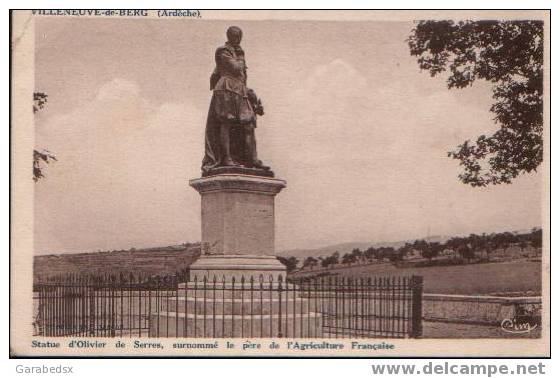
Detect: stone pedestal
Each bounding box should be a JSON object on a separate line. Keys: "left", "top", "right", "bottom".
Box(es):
{"left": 188, "top": 174, "right": 287, "bottom": 280}
{"left": 149, "top": 173, "right": 322, "bottom": 337}
{"left": 190, "top": 174, "right": 286, "bottom": 257}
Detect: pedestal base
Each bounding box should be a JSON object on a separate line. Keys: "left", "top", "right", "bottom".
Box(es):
{"left": 149, "top": 278, "right": 323, "bottom": 338}
{"left": 188, "top": 254, "right": 287, "bottom": 281}
{"left": 202, "top": 166, "right": 274, "bottom": 178}
{"left": 150, "top": 312, "right": 323, "bottom": 338}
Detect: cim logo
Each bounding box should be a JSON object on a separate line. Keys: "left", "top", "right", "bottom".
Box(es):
{"left": 500, "top": 317, "right": 539, "bottom": 334}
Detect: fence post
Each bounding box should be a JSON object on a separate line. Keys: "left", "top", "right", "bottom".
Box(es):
{"left": 110, "top": 276, "right": 116, "bottom": 337}
{"left": 277, "top": 276, "right": 283, "bottom": 338}
{"left": 88, "top": 276, "right": 95, "bottom": 337}
{"left": 410, "top": 275, "right": 423, "bottom": 338}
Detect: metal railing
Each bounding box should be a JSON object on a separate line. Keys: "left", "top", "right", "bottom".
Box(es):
{"left": 33, "top": 273, "right": 423, "bottom": 338}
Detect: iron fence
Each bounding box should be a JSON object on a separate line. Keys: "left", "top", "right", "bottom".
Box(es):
{"left": 33, "top": 273, "right": 422, "bottom": 338}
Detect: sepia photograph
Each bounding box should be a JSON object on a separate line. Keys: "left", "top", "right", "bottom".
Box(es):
{"left": 10, "top": 9, "right": 550, "bottom": 357}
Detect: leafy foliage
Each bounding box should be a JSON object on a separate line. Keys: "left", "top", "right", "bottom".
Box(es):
{"left": 33, "top": 92, "right": 48, "bottom": 113}
{"left": 302, "top": 256, "right": 318, "bottom": 269}
{"left": 342, "top": 253, "right": 355, "bottom": 265}
{"left": 457, "top": 244, "right": 475, "bottom": 261}
{"left": 296, "top": 228, "right": 542, "bottom": 272}
{"left": 408, "top": 20, "right": 544, "bottom": 186}
{"left": 424, "top": 242, "right": 445, "bottom": 261}
{"left": 319, "top": 251, "right": 340, "bottom": 269}
{"left": 33, "top": 92, "right": 56, "bottom": 182}
{"left": 277, "top": 256, "right": 298, "bottom": 273}
{"left": 33, "top": 149, "right": 57, "bottom": 182}
{"left": 529, "top": 227, "right": 542, "bottom": 249}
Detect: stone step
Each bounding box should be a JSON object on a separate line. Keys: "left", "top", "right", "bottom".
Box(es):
{"left": 149, "top": 311, "right": 323, "bottom": 338}
{"left": 159, "top": 296, "right": 313, "bottom": 315}
{"left": 176, "top": 286, "right": 308, "bottom": 299}
{"left": 179, "top": 282, "right": 300, "bottom": 290}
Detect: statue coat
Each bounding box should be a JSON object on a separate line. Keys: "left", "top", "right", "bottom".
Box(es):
{"left": 202, "top": 43, "right": 256, "bottom": 172}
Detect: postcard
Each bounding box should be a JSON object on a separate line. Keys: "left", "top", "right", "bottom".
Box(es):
{"left": 10, "top": 9, "right": 550, "bottom": 357}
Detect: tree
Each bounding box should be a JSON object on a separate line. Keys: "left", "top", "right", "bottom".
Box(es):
{"left": 529, "top": 228, "right": 542, "bottom": 249}
{"left": 457, "top": 244, "right": 475, "bottom": 262}
{"left": 497, "top": 232, "right": 517, "bottom": 253}
{"left": 33, "top": 92, "right": 56, "bottom": 181}
{"left": 388, "top": 247, "right": 405, "bottom": 262}
{"left": 482, "top": 233, "right": 500, "bottom": 261}
{"left": 278, "top": 256, "right": 298, "bottom": 273}
{"left": 318, "top": 251, "right": 340, "bottom": 269}
{"left": 422, "top": 242, "right": 443, "bottom": 261}
{"left": 408, "top": 20, "right": 544, "bottom": 187}
{"left": 446, "top": 236, "right": 467, "bottom": 258}
{"left": 33, "top": 150, "right": 57, "bottom": 182}
{"left": 465, "top": 233, "right": 481, "bottom": 259}
{"left": 378, "top": 247, "right": 395, "bottom": 261}
{"left": 412, "top": 239, "right": 429, "bottom": 259}
{"left": 33, "top": 92, "right": 48, "bottom": 113}
{"left": 302, "top": 256, "right": 318, "bottom": 270}
{"left": 330, "top": 251, "right": 340, "bottom": 266}
{"left": 364, "top": 247, "right": 376, "bottom": 262}
{"left": 350, "top": 248, "right": 364, "bottom": 263}
{"left": 399, "top": 243, "right": 413, "bottom": 258}
{"left": 342, "top": 253, "right": 355, "bottom": 265}
{"left": 320, "top": 254, "right": 338, "bottom": 269}
{"left": 373, "top": 248, "right": 384, "bottom": 262}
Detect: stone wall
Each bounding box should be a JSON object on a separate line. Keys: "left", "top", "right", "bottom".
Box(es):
{"left": 423, "top": 294, "right": 542, "bottom": 325}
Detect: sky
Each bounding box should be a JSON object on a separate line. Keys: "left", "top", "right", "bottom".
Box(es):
{"left": 33, "top": 18, "right": 544, "bottom": 255}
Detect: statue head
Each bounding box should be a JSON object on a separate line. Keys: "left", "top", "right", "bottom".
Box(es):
{"left": 226, "top": 26, "right": 243, "bottom": 46}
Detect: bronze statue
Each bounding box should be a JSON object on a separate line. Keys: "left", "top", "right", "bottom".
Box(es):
{"left": 201, "top": 26, "right": 271, "bottom": 177}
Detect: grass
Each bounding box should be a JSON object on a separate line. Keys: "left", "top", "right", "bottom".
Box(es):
{"left": 294, "top": 260, "right": 542, "bottom": 295}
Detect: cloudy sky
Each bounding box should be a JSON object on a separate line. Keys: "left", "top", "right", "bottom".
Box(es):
{"left": 33, "top": 18, "right": 543, "bottom": 255}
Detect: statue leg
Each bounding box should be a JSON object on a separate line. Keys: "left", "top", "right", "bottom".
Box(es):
{"left": 247, "top": 129, "right": 258, "bottom": 164}
{"left": 219, "top": 121, "right": 236, "bottom": 166}
{"left": 247, "top": 127, "right": 269, "bottom": 170}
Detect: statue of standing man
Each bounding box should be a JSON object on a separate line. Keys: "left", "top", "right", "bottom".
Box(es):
{"left": 201, "top": 26, "right": 271, "bottom": 176}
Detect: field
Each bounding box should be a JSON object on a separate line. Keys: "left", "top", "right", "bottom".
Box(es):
{"left": 293, "top": 260, "right": 542, "bottom": 295}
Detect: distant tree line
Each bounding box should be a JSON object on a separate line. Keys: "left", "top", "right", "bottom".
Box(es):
{"left": 283, "top": 228, "right": 542, "bottom": 273}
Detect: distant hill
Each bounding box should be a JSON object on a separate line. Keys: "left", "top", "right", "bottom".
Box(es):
{"left": 277, "top": 235, "right": 449, "bottom": 260}
{"left": 34, "top": 243, "right": 201, "bottom": 282}
{"left": 34, "top": 227, "right": 537, "bottom": 280}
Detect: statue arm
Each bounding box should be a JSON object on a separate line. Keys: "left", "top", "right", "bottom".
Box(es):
{"left": 216, "top": 47, "right": 245, "bottom": 74}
